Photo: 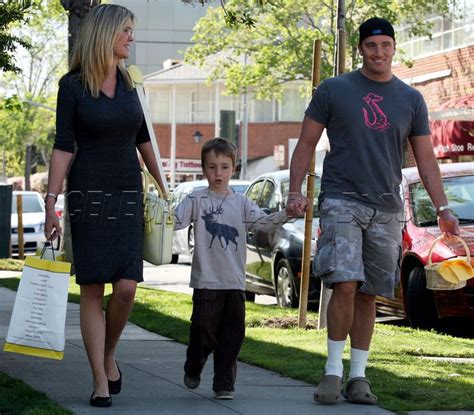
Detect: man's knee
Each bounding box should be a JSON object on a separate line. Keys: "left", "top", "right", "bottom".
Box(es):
{"left": 355, "top": 291, "right": 376, "bottom": 306}
{"left": 332, "top": 281, "right": 359, "bottom": 300}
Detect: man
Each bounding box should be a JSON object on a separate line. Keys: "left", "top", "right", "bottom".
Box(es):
{"left": 286, "top": 17, "right": 459, "bottom": 405}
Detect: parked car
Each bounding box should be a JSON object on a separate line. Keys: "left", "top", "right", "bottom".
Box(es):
{"left": 244, "top": 169, "right": 321, "bottom": 307}
{"left": 55, "top": 194, "right": 65, "bottom": 218}
{"left": 377, "top": 161, "right": 474, "bottom": 329}
{"left": 11, "top": 191, "right": 47, "bottom": 254}
{"left": 170, "top": 179, "right": 251, "bottom": 263}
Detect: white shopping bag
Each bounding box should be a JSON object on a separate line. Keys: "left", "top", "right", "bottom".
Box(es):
{"left": 3, "top": 255, "right": 71, "bottom": 360}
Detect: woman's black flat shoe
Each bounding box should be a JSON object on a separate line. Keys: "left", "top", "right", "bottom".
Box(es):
{"left": 89, "top": 392, "right": 112, "bottom": 408}
{"left": 108, "top": 361, "right": 122, "bottom": 395}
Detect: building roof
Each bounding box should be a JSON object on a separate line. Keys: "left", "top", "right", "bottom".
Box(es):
{"left": 143, "top": 52, "right": 240, "bottom": 84}
{"left": 144, "top": 61, "right": 212, "bottom": 83}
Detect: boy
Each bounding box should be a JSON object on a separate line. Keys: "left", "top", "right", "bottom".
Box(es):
{"left": 174, "top": 138, "right": 287, "bottom": 400}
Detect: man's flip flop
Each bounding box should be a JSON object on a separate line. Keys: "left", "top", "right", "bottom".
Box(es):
{"left": 343, "top": 377, "right": 378, "bottom": 405}
{"left": 313, "top": 375, "right": 342, "bottom": 404}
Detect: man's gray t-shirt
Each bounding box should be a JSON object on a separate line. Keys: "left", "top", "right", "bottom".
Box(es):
{"left": 305, "top": 70, "right": 430, "bottom": 212}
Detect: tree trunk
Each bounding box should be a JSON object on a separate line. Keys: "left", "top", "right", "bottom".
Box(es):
{"left": 60, "top": 0, "right": 101, "bottom": 64}
{"left": 59, "top": 0, "right": 101, "bottom": 270}
{"left": 24, "top": 144, "right": 32, "bottom": 191}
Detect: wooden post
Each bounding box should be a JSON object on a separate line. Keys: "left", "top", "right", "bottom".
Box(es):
{"left": 318, "top": 0, "right": 346, "bottom": 330}
{"left": 298, "top": 39, "right": 321, "bottom": 328}
{"left": 17, "top": 194, "right": 24, "bottom": 260}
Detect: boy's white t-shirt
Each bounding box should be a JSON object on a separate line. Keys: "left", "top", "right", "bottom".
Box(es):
{"left": 174, "top": 189, "right": 287, "bottom": 290}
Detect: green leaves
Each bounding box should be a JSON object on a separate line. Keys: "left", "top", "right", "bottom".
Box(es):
{"left": 0, "top": 0, "right": 33, "bottom": 73}
{"left": 185, "top": 0, "right": 454, "bottom": 99}
{"left": 0, "top": 0, "right": 67, "bottom": 178}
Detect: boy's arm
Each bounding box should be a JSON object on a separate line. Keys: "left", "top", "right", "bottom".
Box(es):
{"left": 245, "top": 199, "right": 289, "bottom": 233}
{"left": 174, "top": 195, "right": 194, "bottom": 231}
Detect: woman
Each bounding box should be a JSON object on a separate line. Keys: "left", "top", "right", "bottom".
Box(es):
{"left": 44, "top": 4, "right": 165, "bottom": 408}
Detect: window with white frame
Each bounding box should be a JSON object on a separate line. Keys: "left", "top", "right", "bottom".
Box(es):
{"left": 191, "top": 90, "right": 214, "bottom": 123}
{"left": 176, "top": 91, "right": 192, "bottom": 123}
{"left": 148, "top": 90, "right": 170, "bottom": 123}
{"left": 220, "top": 94, "right": 242, "bottom": 120}
{"left": 279, "top": 87, "right": 308, "bottom": 122}
{"left": 250, "top": 96, "right": 274, "bottom": 122}
{"left": 397, "top": 0, "right": 474, "bottom": 60}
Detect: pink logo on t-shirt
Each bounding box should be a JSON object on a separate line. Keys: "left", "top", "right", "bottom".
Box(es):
{"left": 362, "top": 93, "right": 391, "bottom": 131}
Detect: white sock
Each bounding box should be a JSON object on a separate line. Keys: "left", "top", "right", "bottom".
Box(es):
{"left": 349, "top": 348, "right": 369, "bottom": 379}
{"left": 324, "top": 338, "right": 346, "bottom": 377}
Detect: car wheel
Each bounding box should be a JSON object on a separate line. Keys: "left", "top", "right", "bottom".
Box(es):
{"left": 188, "top": 226, "right": 194, "bottom": 255}
{"left": 245, "top": 291, "right": 256, "bottom": 302}
{"left": 275, "top": 258, "right": 298, "bottom": 308}
{"left": 406, "top": 267, "right": 439, "bottom": 329}
{"left": 171, "top": 254, "right": 179, "bottom": 264}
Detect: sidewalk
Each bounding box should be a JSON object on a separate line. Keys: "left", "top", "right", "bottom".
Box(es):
{"left": 0, "top": 286, "right": 393, "bottom": 415}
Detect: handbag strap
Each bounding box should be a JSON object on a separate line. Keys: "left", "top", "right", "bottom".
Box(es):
{"left": 128, "top": 65, "right": 170, "bottom": 198}
{"left": 142, "top": 169, "right": 174, "bottom": 228}
{"left": 142, "top": 169, "right": 165, "bottom": 204}
{"left": 40, "top": 242, "right": 55, "bottom": 261}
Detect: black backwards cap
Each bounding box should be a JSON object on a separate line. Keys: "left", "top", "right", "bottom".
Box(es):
{"left": 359, "top": 17, "right": 395, "bottom": 43}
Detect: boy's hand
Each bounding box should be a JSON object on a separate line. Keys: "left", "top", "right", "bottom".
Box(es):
{"left": 286, "top": 192, "right": 308, "bottom": 217}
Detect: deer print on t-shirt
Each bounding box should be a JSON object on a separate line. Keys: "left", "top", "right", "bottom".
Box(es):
{"left": 201, "top": 206, "right": 239, "bottom": 250}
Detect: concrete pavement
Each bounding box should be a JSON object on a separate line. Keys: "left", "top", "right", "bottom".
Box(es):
{"left": 0, "top": 286, "right": 393, "bottom": 415}
{"left": 0, "top": 267, "right": 473, "bottom": 414}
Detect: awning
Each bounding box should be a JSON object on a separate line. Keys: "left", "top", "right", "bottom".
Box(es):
{"left": 430, "top": 95, "right": 474, "bottom": 158}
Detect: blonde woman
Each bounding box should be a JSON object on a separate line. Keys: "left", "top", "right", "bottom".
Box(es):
{"left": 44, "top": 4, "right": 165, "bottom": 407}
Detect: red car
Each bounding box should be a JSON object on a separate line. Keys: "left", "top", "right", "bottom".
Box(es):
{"left": 377, "top": 161, "right": 474, "bottom": 329}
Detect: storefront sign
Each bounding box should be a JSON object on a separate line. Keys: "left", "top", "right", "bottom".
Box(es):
{"left": 430, "top": 95, "right": 474, "bottom": 158}
{"left": 162, "top": 159, "right": 202, "bottom": 172}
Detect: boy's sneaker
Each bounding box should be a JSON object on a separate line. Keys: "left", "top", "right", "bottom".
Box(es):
{"left": 214, "top": 390, "right": 234, "bottom": 400}
{"left": 183, "top": 373, "right": 200, "bottom": 389}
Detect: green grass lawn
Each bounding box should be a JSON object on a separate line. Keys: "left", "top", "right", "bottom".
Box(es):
{"left": 0, "top": 258, "right": 23, "bottom": 271}
{"left": 0, "top": 372, "right": 73, "bottom": 415}
{"left": 0, "top": 276, "right": 473, "bottom": 413}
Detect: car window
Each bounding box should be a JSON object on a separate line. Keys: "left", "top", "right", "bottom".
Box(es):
{"left": 230, "top": 184, "right": 249, "bottom": 194}
{"left": 410, "top": 175, "right": 474, "bottom": 225}
{"left": 12, "top": 194, "right": 44, "bottom": 213}
{"left": 56, "top": 194, "right": 65, "bottom": 209}
{"left": 260, "top": 181, "right": 278, "bottom": 212}
{"left": 281, "top": 178, "right": 321, "bottom": 218}
{"left": 246, "top": 180, "right": 265, "bottom": 204}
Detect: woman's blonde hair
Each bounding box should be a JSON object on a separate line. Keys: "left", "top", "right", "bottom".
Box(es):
{"left": 70, "top": 4, "right": 134, "bottom": 98}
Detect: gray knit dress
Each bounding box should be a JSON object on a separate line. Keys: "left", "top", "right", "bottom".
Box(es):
{"left": 54, "top": 69, "right": 149, "bottom": 285}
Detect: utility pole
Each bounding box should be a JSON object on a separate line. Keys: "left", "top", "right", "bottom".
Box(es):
{"left": 318, "top": 0, "right": 346, "bottom": 330}
{"left": 298, "top": 39, "right": 321, "bottom": 328}
{"left": 240, "top": 54, "right": 248, "bottom": 180}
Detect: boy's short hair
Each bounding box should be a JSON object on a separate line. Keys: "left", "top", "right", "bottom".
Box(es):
{"left": 201, "top": 138, "right": 237, "bottom": 167}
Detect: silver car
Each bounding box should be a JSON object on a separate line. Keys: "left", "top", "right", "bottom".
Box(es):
{"left": 170, "top": 179, "right": 251, "bottom": 263}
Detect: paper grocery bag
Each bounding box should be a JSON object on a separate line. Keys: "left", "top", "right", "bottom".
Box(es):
{"left": 3, "top": 256, "right": 71, "bottom": 360}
